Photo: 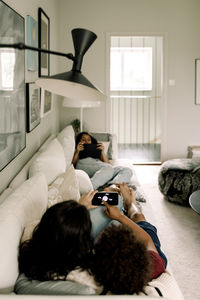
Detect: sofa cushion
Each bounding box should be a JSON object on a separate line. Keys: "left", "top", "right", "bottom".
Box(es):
{"left": 57, "top": 125, "right": 75, "bottom": 170}
{"left": 29, "top": 138, "right": 66, "bottom": 185}
{"left": 75, "top": 169, "right": 94, "bottom": 195}
{"left": 8, "top": 135, "right": 55, "bottom": 190}
{"left": 0, "top": 187, "right": 13, "bottom": 205}
{"left": 20, "top": 219, "right": 39, "bottom": 243}
{"left": 14, "top": 273, "right": 96, "bottom": 295}
{"left": 47, "top": 164, "right": 80, "bottom": 208}
{"left": 0, "top": 174, "right": 48, "bottom": 293}
{"left": 99, "top": 141, "right": 110, "bottom": 155}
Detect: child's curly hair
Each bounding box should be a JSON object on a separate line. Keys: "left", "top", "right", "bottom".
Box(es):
{"left": 92, "top": 223, "right": 151, "bottom": 295}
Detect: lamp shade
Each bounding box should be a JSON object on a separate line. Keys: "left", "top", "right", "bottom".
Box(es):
{"left": 62, "top": 97, "right": 101, "bottom": 108}
{"left": 36, "top": 28, "right": 106, "bottom": 102}
{"left": 36, "top": 72, "right": 105, "bottom": 102}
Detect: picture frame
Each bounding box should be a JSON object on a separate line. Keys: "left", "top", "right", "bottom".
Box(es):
{"left": 41, "top": 89, "right": 52, "bottom": 117}
{"left": 27, "top": 15, "right": 38, "bottom": 71}
{"left": 38, "top": 7, "right": 50, "bottom": 77}
{"left": 195, "top": 59, "right": 200, "bottom": 105}
{"left": 26, "top": 83, "right": 41, "bottom": 132}
{"left": 0, "top": 0, "right": 26, "bottom": 171}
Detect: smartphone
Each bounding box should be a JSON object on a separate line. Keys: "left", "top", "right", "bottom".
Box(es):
{"left": 92, "top": 192, "right": 118, "bottom": 206}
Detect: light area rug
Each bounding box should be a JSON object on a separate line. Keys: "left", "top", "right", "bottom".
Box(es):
{"left": 134, "top": 165, "right": 200, "bottom": 300}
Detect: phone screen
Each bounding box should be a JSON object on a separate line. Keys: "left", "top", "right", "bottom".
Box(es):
{"left": 92, "top": 192, "right": 118, "bottom": 206}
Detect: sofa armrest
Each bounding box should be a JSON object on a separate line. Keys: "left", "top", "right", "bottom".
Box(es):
{"left": 91, "top": 132, "right": 118, "bottom": 160}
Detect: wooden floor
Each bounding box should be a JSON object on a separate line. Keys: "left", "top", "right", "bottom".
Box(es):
{"left": 118, "top": 143, "right": 161, "bottom": 163}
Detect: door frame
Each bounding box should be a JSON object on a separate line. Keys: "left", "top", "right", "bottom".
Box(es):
{"left": 105, "top": 32, "right": 168, "bottom": 162}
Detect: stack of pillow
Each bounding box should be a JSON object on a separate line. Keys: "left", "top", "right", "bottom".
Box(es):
{"left": 22, "top": 125, "right": 95, "bottom": 242}
{"left": 0, "top": 125, "right": 94, "bottom": 294}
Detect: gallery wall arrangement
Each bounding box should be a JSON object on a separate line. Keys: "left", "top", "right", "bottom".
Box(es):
{"left": 0, "top": 0, "right": 51, "bottom": 171}
{"left": 38, "top": 7, "right": 50, "bottom": 77}
{"left": 0, "top": 0, "right": 26, "bottom": 171}
{"left": 26, "top": 82, "right": 41, "bottom": 132}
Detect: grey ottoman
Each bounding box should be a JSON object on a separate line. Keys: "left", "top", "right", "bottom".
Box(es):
{"left": 158, "top": 158, "right": 200, "bottom": 206}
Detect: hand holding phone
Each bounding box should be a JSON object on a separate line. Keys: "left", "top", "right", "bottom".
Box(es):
{"left": 92, "top": 192, "right": 118, "bottom": 206}
{"left": 103, "top": 200, "right": 122, "bottom": 221}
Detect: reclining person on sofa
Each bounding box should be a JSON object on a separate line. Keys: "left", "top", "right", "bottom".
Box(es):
{"left": 18, "top": 188, "right": 123, "bottom": 288}
{"left": 18, "top": 183, "right": 170, "bottom": 297}
{"left": 19, "top": 200, "right": 95, "bottom": 283}
{"left": 92, "top": 183, "right": 168, "bottom": 295}
{"left": 72, "top": 131, "right": 132, "bottom": 190}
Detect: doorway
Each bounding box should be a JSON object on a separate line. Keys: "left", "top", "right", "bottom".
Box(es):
{"left": 108, "top": 35, "right": 163, "bottom": 163}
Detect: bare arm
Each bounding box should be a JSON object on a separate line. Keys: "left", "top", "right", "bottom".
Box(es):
{"left": 103, "top": 201, "right": 158, "bottom": 253}
{"left": 72, "top": 142, "right": 84, "bottom": 166}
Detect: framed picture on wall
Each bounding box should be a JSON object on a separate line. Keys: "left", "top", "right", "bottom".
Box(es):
{"left": 41, "top": 89, "right": 52, "bottom": 117}
{"left": 195, "top": 59, "right": 200, "bottom": 105}
{"left": 26, "top": 83, "right": 41, "bottom": 132}
{"left": 0, "top": 1, "right": 26, "bottom": 171}
{"left": 38, "top": 7, "right": 50, "bottom": 77}
{"left": 27, "top": 15, "right": 38, "bottom": 71}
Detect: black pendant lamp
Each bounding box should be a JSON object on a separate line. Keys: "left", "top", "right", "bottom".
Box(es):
{"left": 36, "top": 28, "right": 106, "bottom": 102}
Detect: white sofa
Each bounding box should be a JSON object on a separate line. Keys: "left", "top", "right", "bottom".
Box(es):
{"left": 0, "top": 125, "right": 184, "bottom": 300}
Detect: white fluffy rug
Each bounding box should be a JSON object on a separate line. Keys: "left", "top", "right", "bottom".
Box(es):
{"left": 134, "top": 165, "right": 200, "bottom": 300}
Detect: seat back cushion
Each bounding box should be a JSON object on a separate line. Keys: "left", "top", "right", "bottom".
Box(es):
{"left": 0, "top": 174, "right": 48, "bottom": 293}
{"left": 47, "top": 164, "right": 80, "bottom": 208}
{"left": 75, "top": 169, "right": 93, "bottom": 195}
{"left": 29, "top": 138, "right": 66, "bottom": 185}
{"left": 57, "top": 125, "right": 75, "bottom": 170}
{"left": 8, "top": 135, "right": 55, "bottom": 190}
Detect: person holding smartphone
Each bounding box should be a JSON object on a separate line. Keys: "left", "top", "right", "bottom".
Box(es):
{"left": 91, "top": 183, "right": 169, "bottom": 296}
{"left": 72, "top": 132, "right": 132, "bottom": 190}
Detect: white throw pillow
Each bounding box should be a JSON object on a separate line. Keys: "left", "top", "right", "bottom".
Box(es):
{"left": 57, "top": 125, "right": 75, "bottom": 170}
{"left": 29, "top": 138, "right": 66, "bottom": 185}
{"left": 21, "top": 219, "right": 39, "bottom": 243}
{"left": 0, "top": 173, "right": 48, "bottom": 293}
{"left": 75, "top": 169, "right": 94, "bottom": 195}
{"left": 99, "top": 141, "right": 110, "bottom": 154}
{"left": 48, "top": 164, "right": 80, "bottom": 208}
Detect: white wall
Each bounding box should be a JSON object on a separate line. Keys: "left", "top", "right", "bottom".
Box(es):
{"left": 59, "top": 0, "right": 200, "bottom": 161}
{"left": 0, "top": 0, "right": 61, "bottom": 193}
{"left": 1, "top": 0, "right": 200, "bottom": 193}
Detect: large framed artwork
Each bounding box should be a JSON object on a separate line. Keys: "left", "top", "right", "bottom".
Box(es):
{"left": 26, "top": 83, "right": 41, "bottom": 132}
{"left": 38, "top": 7, "right": 50, "bottom": 77}
{"left": 0, "top": 0, "right": 26, "bottom": 171}
{"left": 41, "top": 89, "right": 52, "bottom": 117}
{"left": 27, "top": 15, "right": 38, "bottom": 71}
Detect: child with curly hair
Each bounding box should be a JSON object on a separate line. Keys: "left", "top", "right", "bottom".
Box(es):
{"left": 92, "top": 183, "right": 167, "bottom": 295}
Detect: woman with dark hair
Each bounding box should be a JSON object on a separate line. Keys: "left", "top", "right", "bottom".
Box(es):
{"left": 19, "top": 200, "right": 94, "bottom": 281}
{"left": 72, "top": 131, "right": 132, "bottom": 190}
{"left": 92, "top": 183, "right": 168, "bottom": 295}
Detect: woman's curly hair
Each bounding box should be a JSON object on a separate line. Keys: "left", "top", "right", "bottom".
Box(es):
{"left": 92, "top": 223, "right": 151, "bottom": 295}
{"left": 19, "top": 200, "right": 94, "bottom": 281}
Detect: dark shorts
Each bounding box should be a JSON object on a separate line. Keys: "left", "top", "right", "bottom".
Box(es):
{"left": 137, "top": 221, "right": 168, "bottom": 268}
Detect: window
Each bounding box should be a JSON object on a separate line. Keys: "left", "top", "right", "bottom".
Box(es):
{"left": 110, "top": 47, "right": 152, "bottom": 91}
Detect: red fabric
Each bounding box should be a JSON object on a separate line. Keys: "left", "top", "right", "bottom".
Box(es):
{"left": 148, "top": 250, "right": 166, "bottom": 280}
